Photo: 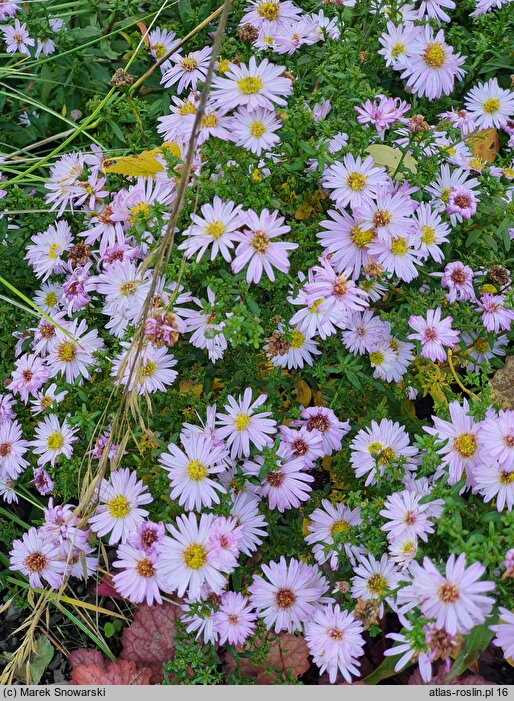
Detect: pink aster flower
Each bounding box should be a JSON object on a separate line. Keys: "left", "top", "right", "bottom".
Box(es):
{"left": 305, "top": 499, "right": 363, "bottom": 569}
{"left": 244, "top": 456, "right": 314, "bottom": 512}
{"left": 398, "top": 554, "right": 495, "bottom": 635}
{"left": 48, "top": 318, "right": 104, "bottom": 385}
{"left": 322, "top": 154, "right": 387, "bottom": 211}
{"left": 399, "top": 26, "right": 465, "bottom": 99}
{"left": 10, "top": 527, "right": 65, "bottom": 588}
{"left": 378, "top": 21, "right": 420, "bottom": 69}
{"left": 161, "top": 47, "right": 212, "bottom": 93}
{"left": 112, "top": 543, "right": 167, "bottom": 605}
{"left": 413, "top": 203, "right": 450, "bottom": 263}
{"left": 465, "top": 78, "right": 514, "bottom": 129}
{"left": 231, "top": 208, "right": 297, "bottom": 284}
{"left": 207, "top": 516, "right": 242, "bottom": 571}
{"left": 230, "top": 491, "right": 268, "bottom": 555}
{"left": 342, "top": 310, "right": 387, "bottom": 355}
{"left": 351, "top": 553, "right": 402, "bottom": 615}
{"left": 216, "top": 388, "right": 277, "bottom": 458}
{"left": 241, "top": 0, "right": 302, "bottom": 29}
{"left": 160, "top": 512, "right": 230, "bottom": 600}
{"left": 417, "top": 0, "right": 455, "bottom": 23}
{"left": 446, "top": 185, "right": 477, "bottom": 219}
{"left": 471, "top": 0, "right": 513, "bottom": 16}
{"left": 426, "top": 164, "right": 480, "bottom": 226}
{"left": 356, "top": 184, "right": 417, "bottom": 244}
{"left": 478, "top": 293, "right": 514, "bottom": 333}
{"left": 159, "top": 433, "right": 227, "bottom": 511}
{"left": 481, "top": 410, "right": 514, "bottom": 467}
{"left": 408, "top": 308, "right": 459, "bottom": 362}
{"left": 279, "top": 424, "right": 324, "bottom": 466}
{"left": 316, "top": 210, "right": 375, "bottom": 280}
{"left": 25, "top": 221, "right": 73, "bottom": 281}
{"left": 355, "top": 94, "right": 410, "bottom": 134}
{"left": 306, "top": 604, "right": 365, "bottom": 684}
{"left": 249, "top": 556, "right": 330, "bottom": 633}
{"left": 304, "top": 257, "right": 369, "bottom": 326}
{"left": 111, "top": 343, "right": 178, "bottom": 394}
{"left": 31, "top": 414, "right": 77, "bottom": 467}
{"left": 292, "top": 406, "right": 350, "bottom": 456}
{"left": 367, "top": 234, "right": 421, "bottom": 282}
{"left": 0, "top": 420, "right": 29, "bottom": 480}
{"left": 273, "top": 19, "right": 320, "bottom": 54}
{"left": 491, "top": 608, "right": 514, "bottom": 659}
{"left": 31, "top": 467, "right": 54, "bottom": 495}
{"left": 128, "top": 520, "right": 165, "bottom": 555}
{"left": 88, "top": 468, "right": 153, "bottom": 545}
{"left": 147, "top": 27, "right": 178, "bottom": 60}
{"left": 180, "top": 288, "right": 228, "bottom": 364}
{"left": 178, "top": 196, "right": 242, "bottom": 263}
{"left": 213, "top": 592, "right": 257, "bottom": 646}
{"left": 0, "top": 394, "right": 15, "bottom": 424}
{"left": 211, "top": 57, "right": 292, "bottom": 112}
{"left": 230, "top": 106, "right": 282, "bottom": 155}
{"left": 424, "top": 399, "right": 484, "bottom": 485}
{"left": 440, "top": 261, "right": 475, "bottom": 302}
{"left": 1, "top": 19, "right": 34, "bottom": 55}
{"left": 0, "top": 2, "right": 20, "bottom": 21}
{"left": 264, "top": 324, "right": 320, "bottom": 370}
{"left": 473, "top": 459, "right": 514, "bottom": 511}
{"left": 379, "top": 489, "right": 443, "bottom": 543}
{"left": 350, "top": 419, "right": 419, "bottom": 486}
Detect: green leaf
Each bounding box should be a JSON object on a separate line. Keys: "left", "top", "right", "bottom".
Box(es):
{"left": 104, "top": 622, "right": 116, "bottom": 638}
{"left": 29, "top": 636, "right": 54, "bottom": 684}
{"left": 448, "top": 613, "right": 498, "bottom": 680}
{"left": 364, "top": 648, "right": 402, "bottom": 684}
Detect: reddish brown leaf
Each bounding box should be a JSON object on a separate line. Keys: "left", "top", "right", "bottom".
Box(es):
{"left": 224, "top": 633, "right": 310, "bottom": 684}
{"left": 68, "top": 649, "right": 106, "bottom": 670}
{"left": 120, "top": 603, "right": 179, "bottom": 683}
{"left": 136, "top": 22, "right": 150, "bottom": 48}
{"left": 96, "top": 574, "right": 123, "bottom": 599}
{"left": 70, "top": 659, "right": 151, "bottom": 685}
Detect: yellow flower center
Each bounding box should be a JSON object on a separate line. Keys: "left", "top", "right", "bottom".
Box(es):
{"left": 257, "top": 0, "right": 280, "bottom": 20}
{"left": 187, "top": 459, "right": 207, "bottom": 481}
{"left": 421, "top": 225, "right": 436, "bottom": 245}
{"left": 140, "top": 360, "right": 157, "bottom": 377}
{"left": 24, "top": 552, "right": 47, "bottom": 573}
{"left": 238, "top": 76, "right": 264, "bottom": 95}
{"left": 441, "top": 187, "right": 451, "bottom": 203}
{"left": 179, "top": 101, "right": 197, "bottom": 116}
{"left": 369, "top": 351, "right": 384, "bottom": 366}
{"left": 107, "top": 494, "right": 131, "bottom": 519}
{"left": 346, "top": 171, "right": 367, "bottom": 191}
{"left": 183, "top": 543, "right": 207, "bottom": 570}
{"left": 423, "top": 42, "right": 446, "bottom": 69}
{"left": 473, "top": 338, "right": 489, "bottom": 354}
{"left": 201, "top": 114, "right": 218, "bottom": 128}
{"left": 453, "top": 433, "right": 477, "bottom": 458}
{"left": 391, "top": 42, "right": 405, "bottom": 58}
{"left": 45, "top": 291, "right": 57, "bottom": 307}
{"left": 351, "top": 226, "right": 374, "bottom": 248}
{"left": 218, "top": 58, "right": 230, "bottom": 72}
{"left": 499, "top": 470, "right": 514, "bottom": 485}
{"left": 130, "top": 202, "right": 151, "bottom": 222}
{"left": 502, "top": 167, "right": 514, "bottom": 178}
{"left": 120, "top": 281, "right": 136, "bottom": 296}
{"left": 367, "top": 573, "right": 387, "bottom": 596}
{"left": 480, "top": 283, "right": 497, "bottom": 294}
{"left": 206, "top": 221, "right": 225, "bottom": 239}
{"left": 330, "top": 520, "right": 350, "bottom": 537}
{"left": 234, "top": 413, "right": 251, "bottom": 431}
{"left": 250, "top": 121, "right": 266, "bottom": 137}
{"left": 438, "top": 582, "right": 459, "bottom": 604}
{"left": 483, "top": 98, "right": 500, "bottom": 114}
{"left": 469, "top": 158, "right": 485, "bottom": 171}
{"left": 251, "top": 230, "right": 269, "bottom": 252}
{"left": 48, "top": 243, "right": 60, "bottom": 260}
{"left": 390, "top": 237, "right": 408, "bottom": 255}
{"left": 309, "top": 298, "right": 324, "bottom": 313}
{"left": 181, "top": 57, "right": 198, "bottom": 72}
{"left": 47, "top": 432, "right": 64, "bottom": 451}
{"left": 152, "top": 42, "right": 166, "bottom": 58}
{"left": 57, "top": 341, "right": 77, "bottom": 362}
{"left": 290, "top": 330, "right": 305, "bottom": 349}
{"left": 135, "top": 558, "right": 156, "bottom": 578}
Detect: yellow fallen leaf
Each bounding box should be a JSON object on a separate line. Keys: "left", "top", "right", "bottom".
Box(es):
{"left": 366, "top": 144, "right": 417, "bottom": 178}
{"left": 293, "top": 379, "right": 312, "bottom": 406}
{"left": 302, "top": 518, "right": 312, "bottom": 537}
{"left": 104, "top": 142, "right": 181, "bottom": 177}
{"left": 179, "top": 379, "right": 203, "bottom": 398}
{"left": 467, "top": 128, "right": 499, "bottom": 164}
{"left": 322, "top": 456, "right": 332, "bottom": 472}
